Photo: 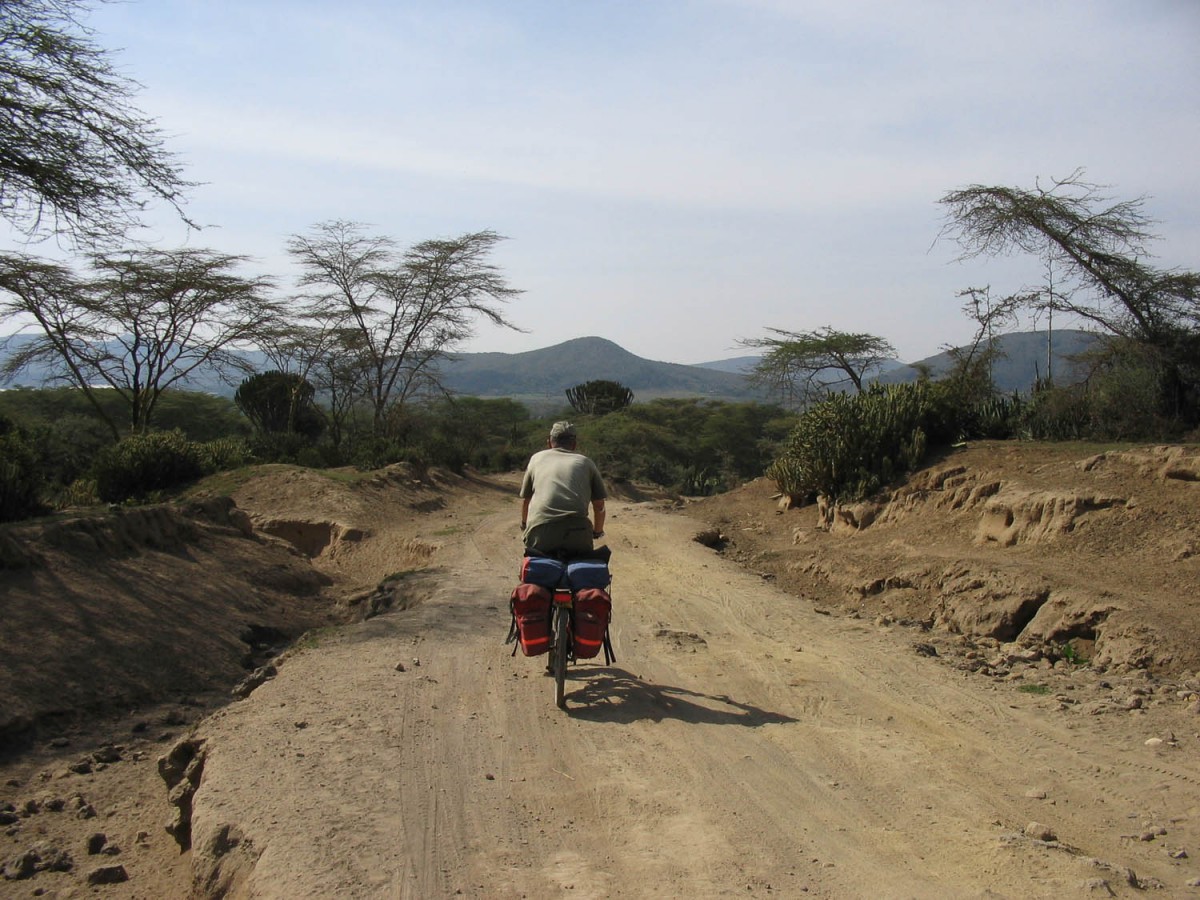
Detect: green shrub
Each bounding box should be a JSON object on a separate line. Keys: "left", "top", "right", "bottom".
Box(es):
{"left": 1019, "top": 384, "right": 1091, "bottom": 440}
{"left": 1018, "top": 350, "right": 1189, "bottom": 442}
{"left": 350, "top": 436, "right": 409, "bottom": 470}
{"left": 577, "top": 399, "right": 791, "bottom": 494}
{"left": 768, "top": 383, "right": 934, "bottom": 503}
{"left": 55, "top": 478, "right": 101, "bottom": 508}
{"left": 0, "top": 417, "right": 46, "bottom": 522}
{"left": 91, "top": 430, "right": 205, "bottom": 503}
{"left": 197, "top": 437, "right": 254, "bottom": 473}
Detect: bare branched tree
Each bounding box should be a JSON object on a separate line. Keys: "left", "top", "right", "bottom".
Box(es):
{"left": 287, "top": 221, "right": 522, "bottom": 434}
{"left": 939, "top": 170, "right": 1200, "bottom": 421}
{"left": 938, "top": 170, "right": 1198, "bottom": 343}
{"left": 0, "top": 249, "right": 277, "bottom": 436}
{"left": 0, "top": 0, "right": 194, "bottom": 244}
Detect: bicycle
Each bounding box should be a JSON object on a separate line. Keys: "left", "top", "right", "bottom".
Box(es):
{"left": 509, "top": 542, "right": 615, "bottom": 711}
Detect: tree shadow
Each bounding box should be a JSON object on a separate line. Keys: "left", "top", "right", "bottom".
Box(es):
{"left": 562, "top": 667, "right": 797, "bottom": 726}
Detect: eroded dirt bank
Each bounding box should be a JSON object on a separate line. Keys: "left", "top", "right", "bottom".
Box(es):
{"left": 696, "top": 443, "right": 1200, "bottom": 678}
{"left": 1, "top": 444, "right": 1198, "bottom": 898}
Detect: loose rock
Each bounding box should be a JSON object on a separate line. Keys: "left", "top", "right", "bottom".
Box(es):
{"left": 87, "top": 863, "right": 129, "bottom": 885}
{"left": 1025, "top": 821, "right": 1057, "bottom": 842}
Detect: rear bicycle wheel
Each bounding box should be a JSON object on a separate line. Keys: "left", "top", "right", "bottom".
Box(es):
{"left": 553, "top": 606, "right": 569, "bottom": 709}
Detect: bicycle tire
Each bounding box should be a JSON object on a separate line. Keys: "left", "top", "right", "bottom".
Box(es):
{"left": 553, "top": 606, "right": 569, "bottom": 709}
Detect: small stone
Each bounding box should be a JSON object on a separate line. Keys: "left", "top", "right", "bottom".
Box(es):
{"left": 36, "top": 846, "right": 73, "bottom": 873}
{"left": 2, "top": 849, "right": 38, "bottom": 879}
{"left": 1025, "top": 821, "right": 1056, "bottom": 842}
{"left": 1144, "top": 737, "right": 1164, "bottom": 747}
{"left": 293, "top": 721, "right": 308, "bottom": 729}
{"left": 395, "top": 662, "right": 406, "bottom": 672}
{"left": 485, "top": 773, "right": 495, "bottom": 781}
{"left": 412, "top": 658, "right": 421, "bottom": 666}
{"left": 1024, "top": 789, "right": 1048, "bottom": 799}
{"left": 87, "top": 833, "right": 107, "bottom": 855}
{"left": 1124, "top": 696, "right": 1143, "bottom": 710}
{"left": 1138, "top": 831, "right": 1156, "bottom": 842}
{"left": 1169, "top": 848, "right": 1188, "bottom": 859}
{"left": 92, "top": 745, "right": 123, "bottom": 764}
{"left": 86, "top": 863, "right": 128, "bottom": 885}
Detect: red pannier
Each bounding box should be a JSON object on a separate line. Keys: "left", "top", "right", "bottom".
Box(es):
{"left": 572, "top": 588, "right": 611, "bottom": 659}
{"left": 510, "top": 583, "right": 552, "bottom": 656}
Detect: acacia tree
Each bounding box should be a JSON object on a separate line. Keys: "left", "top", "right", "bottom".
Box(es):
{"left": 740, "top": 326, "right": 896, "bottom": 409}
{"left": 0, "top": 0, "right": 193, "bottom": 244}
{"left": 0, "top": 248, "right": 278, "bottom": 437}
{"left": 939, "top": 171, "right": 1200, "bottom": 421}
{"left": 286, "top": 221, "right": 522, "bottom": 435}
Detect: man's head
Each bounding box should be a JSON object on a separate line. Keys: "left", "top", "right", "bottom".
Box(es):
{"left": 549, "top": 420, "right": 577, "bottom": 448}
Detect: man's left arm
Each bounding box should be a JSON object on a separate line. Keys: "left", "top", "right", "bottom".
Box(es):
{"left": 589, "top": 459, "right": 608, "bottom": 537}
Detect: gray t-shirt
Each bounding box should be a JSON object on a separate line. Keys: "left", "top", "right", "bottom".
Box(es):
{"left": 519, "top": 448, "right": 607, "bottom": 530}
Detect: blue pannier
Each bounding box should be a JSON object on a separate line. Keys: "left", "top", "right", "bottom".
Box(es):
{"left": 520, "top": 555, "right": 566, "bottom": 589}
{"left": 566, "top": 559, "right": 610, "bottom": 591}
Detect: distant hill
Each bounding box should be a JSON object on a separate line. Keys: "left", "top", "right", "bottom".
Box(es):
{"left": 0, "top": 330, "right": 1102, "bottom": 406}
{"left": 0, "top": 334, "right": 765, "bottom": 405}
{"left": 437, "top": 337, "right": 764, "bottom": 404}
{"left": 874, "top": 329, "right": 1099, "bottom": 392}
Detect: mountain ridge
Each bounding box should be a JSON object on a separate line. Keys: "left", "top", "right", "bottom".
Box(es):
{"left": 0, "top": 330, "right": 1099, "bottom": 405}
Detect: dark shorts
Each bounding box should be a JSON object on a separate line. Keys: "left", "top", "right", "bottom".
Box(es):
{"left": 524, "top": 517, "right": 593, "bottom": 555}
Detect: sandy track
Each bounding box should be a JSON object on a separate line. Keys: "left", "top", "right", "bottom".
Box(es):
{"left": 186, "top": 493, "right": 1200, "bottom": 898}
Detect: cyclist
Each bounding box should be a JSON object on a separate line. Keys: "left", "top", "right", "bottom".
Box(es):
{"left": 519, "top": 421, "right": 607, "bottom": 555}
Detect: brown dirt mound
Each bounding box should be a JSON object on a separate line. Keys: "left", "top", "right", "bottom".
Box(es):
{"left": 683, "top": 441, "right": 1200, "bottom": 677}
{"left": 0, "top": 498, "right": 336, "bottom": 751}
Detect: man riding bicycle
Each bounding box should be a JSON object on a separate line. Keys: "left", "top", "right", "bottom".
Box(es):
{"left": 519, "top": 421, "right": 607, "bottom": 555}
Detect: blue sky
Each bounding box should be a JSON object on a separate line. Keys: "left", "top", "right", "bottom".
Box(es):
{"left": 16, "top": 0, "right": 1199, "bottom": 364}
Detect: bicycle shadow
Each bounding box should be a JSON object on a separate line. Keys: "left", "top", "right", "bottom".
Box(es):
{"left": 562, "top": 667, "right": 797, "bottom": 727}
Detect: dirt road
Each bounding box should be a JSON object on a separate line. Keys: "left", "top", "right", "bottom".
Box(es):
{"left": 181, "top": 484, "right": 1200, "bottom": 898}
